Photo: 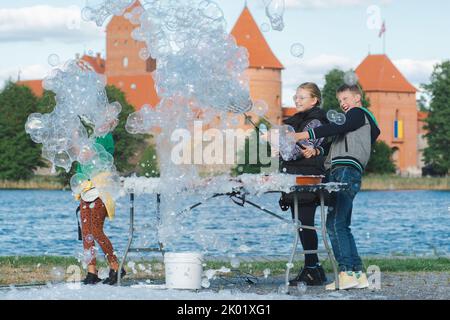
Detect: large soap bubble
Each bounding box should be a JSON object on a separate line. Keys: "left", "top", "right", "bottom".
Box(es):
{"left": 263, "top": 0, "right": 285, "bottom": 31}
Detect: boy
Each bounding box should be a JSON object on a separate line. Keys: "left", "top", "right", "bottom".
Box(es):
{"left": 295, "top": 84, "right": 380, "bottom": 290}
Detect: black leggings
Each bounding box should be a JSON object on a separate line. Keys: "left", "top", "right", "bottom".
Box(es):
{"left": 290, "top": 202, "right": 319, "bottom": 267}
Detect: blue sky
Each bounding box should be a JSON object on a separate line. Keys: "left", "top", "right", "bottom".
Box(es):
{"left": 1, "top": 0, "right": 449, "bottom": 105}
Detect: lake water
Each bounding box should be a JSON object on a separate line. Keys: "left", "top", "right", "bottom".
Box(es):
{"left": 0, "top": 189, "right": 449, "bottom": 260}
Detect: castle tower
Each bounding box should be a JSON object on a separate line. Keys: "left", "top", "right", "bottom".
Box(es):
{"left": 356, "top": 54, "right": 419, "bottom": 174}
{"left": 105, "top": 1, "right": 155, "bottom": 77}
{"left": 231, "top": 6, "right": 284, "bottom": 128}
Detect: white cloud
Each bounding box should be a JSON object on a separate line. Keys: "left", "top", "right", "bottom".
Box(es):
{"left": 0, "top": 5, "right": 103, "bottom": 42}
{"left": 393, "top": 58, "right": 439, "bottom": 90}
{"left": 0, "top": 64, "right": 50, "bottom": 89}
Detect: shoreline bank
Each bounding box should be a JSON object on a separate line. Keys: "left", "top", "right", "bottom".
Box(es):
{"left": 1, "top": 175, "right": 449, "bottom": 191}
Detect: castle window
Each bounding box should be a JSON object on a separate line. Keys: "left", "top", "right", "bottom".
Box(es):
{"left": 123, "top": 57, "right": 129, "bottom": 68}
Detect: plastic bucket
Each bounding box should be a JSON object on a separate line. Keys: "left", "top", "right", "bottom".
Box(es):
{"left": 164, "top": 252, "right": 204, "bottom": 290}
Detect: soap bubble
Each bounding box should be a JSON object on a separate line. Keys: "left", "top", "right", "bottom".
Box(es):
{"left": 230, "top": 258, "right": 240, "bottom": 268}
{"left": 277, "top": 283, "right": 289, "bottom": 294}
{"left": 50, "top": 267, "right": 65, "bottom": 281}
{"left": 48, "top": 54, "right": 60, "bottom": 67}
{"left": 297, "top": 281, "right": 307, "bottom": 294}
{"left": 70, "top": 173, "right": 90, "bottom": 194}
{"left": 264, "top": 0, "right": 285, "bottom": 31}
{"left": 139, "top": 47, "right": 150, "bottom": 60}
{"left": 334, "top": 113, "right": 347, "bottom": 125}
{"left": 201, "top": 277, "right": 211, "bottom": 288}
{"left": 290, "top": 43, "right": 304, "bottom": 58}
{"left": 263, "top": 268, "right": 271, "bottom": 278}
{"left": 252, "top": 100, "right": 269, "bottom": 117}
{"left": 344, "top": 71, "right": 359, "bottom": 86}
{"left": 260, "top": 23, "right": 270, "bottom": 32}
{"left": 327, "top": 110, "right": 338, "bottom": 123}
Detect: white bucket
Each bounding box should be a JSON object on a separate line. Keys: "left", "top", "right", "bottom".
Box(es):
{"left": 164, "top": 252, "right": 204, "bottom": 290}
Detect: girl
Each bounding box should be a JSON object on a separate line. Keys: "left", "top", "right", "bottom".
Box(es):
{"left": 75, "top": 133, "right": 125, "bottom": 285}
{"left": 279, "top": 82, "right": 329, "bottom": 286}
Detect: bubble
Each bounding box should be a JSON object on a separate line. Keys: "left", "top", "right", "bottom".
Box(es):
{"left": 286, "top": 262, "right": 294, "bottom": 269}
{"left": 278, "top": 283, "right": 289, "bottom": 294}
{"left": 327, "top": 110, "right": 338, "bottom": 122}
{"left": 290, "top": 43, "right": 304, "bottom": 58}
{"left": 201, "top": 277, "right": 211, "bottom": 288}
{"left": 252, "top": 100, "right": 269, "bottom": 117}
{"left": 48, "top": 54, "right": 60, "bottom": 67}
{"left": 50, "top": 267, "right": 65, "bottom": 281}
{"left": 85, "top": 234, "right": 94, "bottom": 243}
{"left": 139, "top": 47, "right": 150, "bottom": 60}
{"left": 131, "top": 83, "right": 137, "bottom": 90}
{"left": 344, "top": 71, "right": 359, "bottom": 86}
{"left": 260, "top": 23, "right": 270, "bottom": 33}
{"left": 265, "top": 0, "right": 285, "bottom": 31}
{"left": 334, "top": 113, "right": 347, "bottom": 125}
{"left": 230, "top": 258, "right": 240, "bottom": 268}
{"left": 297, "top": 281, "right": 307, "bottom": 294}
{"left": 263, "top": 268, "right": 271, "bottom": 278}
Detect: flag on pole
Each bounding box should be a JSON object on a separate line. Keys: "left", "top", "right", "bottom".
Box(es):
{"left": 379, "top": 21, "right": 386, "bottom": 38}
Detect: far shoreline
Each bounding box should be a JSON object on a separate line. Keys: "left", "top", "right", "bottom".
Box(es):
{"left": 1, "top": 174, "right": 449, "bottom": 192}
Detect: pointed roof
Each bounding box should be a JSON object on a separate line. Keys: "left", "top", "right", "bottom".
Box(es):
{"left": 18, "top": 80, "right": 43, "bottom": 97}
{"left": 231, "top": 7, "right": 283, "bottom": 70}
{"left": 355, "top": 54, "right": 416, "bottom": 93}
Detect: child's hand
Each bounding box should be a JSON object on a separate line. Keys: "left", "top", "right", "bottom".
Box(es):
{"left": 302, "top": 147, "right": 317, "bottom": 159}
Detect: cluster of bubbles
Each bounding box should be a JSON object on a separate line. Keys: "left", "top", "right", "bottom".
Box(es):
{"left": 81, "top": 0, "right": 135, "bottom": 27}
{"left": 327, "top": 110, "right": 346, "bottom": 125}
{"left": 262, "top": 0, "right": 285, "bottom": 31}
{"left": 278, "top": 125, "right": 297, "bottom": 161}
{"left": 25, "top": 59, "right": 122, "bottom": 198}
{"left": 124, "top": 0, "right": 252, "bottom": 113}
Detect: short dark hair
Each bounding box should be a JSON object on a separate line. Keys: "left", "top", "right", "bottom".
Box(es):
{"left": 336, "top": 84, "right": 363, "bottom": 96}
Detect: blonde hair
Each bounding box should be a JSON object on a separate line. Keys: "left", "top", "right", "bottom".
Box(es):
{"left": 298, "top": 82, "right": 322, "bottom": 107}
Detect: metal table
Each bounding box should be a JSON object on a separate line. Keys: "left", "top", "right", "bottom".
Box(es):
{"left": 118, "top": 182, "right": 348, "bottom": 290}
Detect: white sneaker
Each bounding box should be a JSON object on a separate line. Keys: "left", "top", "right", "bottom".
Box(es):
{"left": 325, "top": 272, "right": 359, "bottom": 291}
{"left": 354, "top": 272, "right": 370, "bottom": 289}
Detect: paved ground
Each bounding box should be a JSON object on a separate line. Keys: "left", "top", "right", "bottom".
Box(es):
{"left": 1, "top": 272, "right": 449, "bottom": 300}
{"left": 196, "top": 271, "right": 450, "bottom": 300}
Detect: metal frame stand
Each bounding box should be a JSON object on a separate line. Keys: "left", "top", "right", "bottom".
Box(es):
{"left": 117, "top": 193, "right": 165, "bottom": 286}
{"left": 118, "top": 184, "right": 344, "bottom": 290}
{"left": 284, "top": 190, "right": 339, "bottom": 290}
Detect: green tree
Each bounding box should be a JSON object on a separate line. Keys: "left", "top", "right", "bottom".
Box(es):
{"left": 136, "top": 143, "right": 160, "bottom": 177}
{"left": 0, "top": 82, "right": 46, "bottom": 180}
{"left": 422, "top": 61, "right": 450, "bottom": 175}
{"left": 322, "top": 68, "right": 370, "bottom": 112}
{"left": 365, "top": 141, "right": 396, "bottom": 174}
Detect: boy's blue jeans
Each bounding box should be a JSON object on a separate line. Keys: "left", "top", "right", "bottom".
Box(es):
{"left": 325, "top": 166, "right": 363, "bottom": 272}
